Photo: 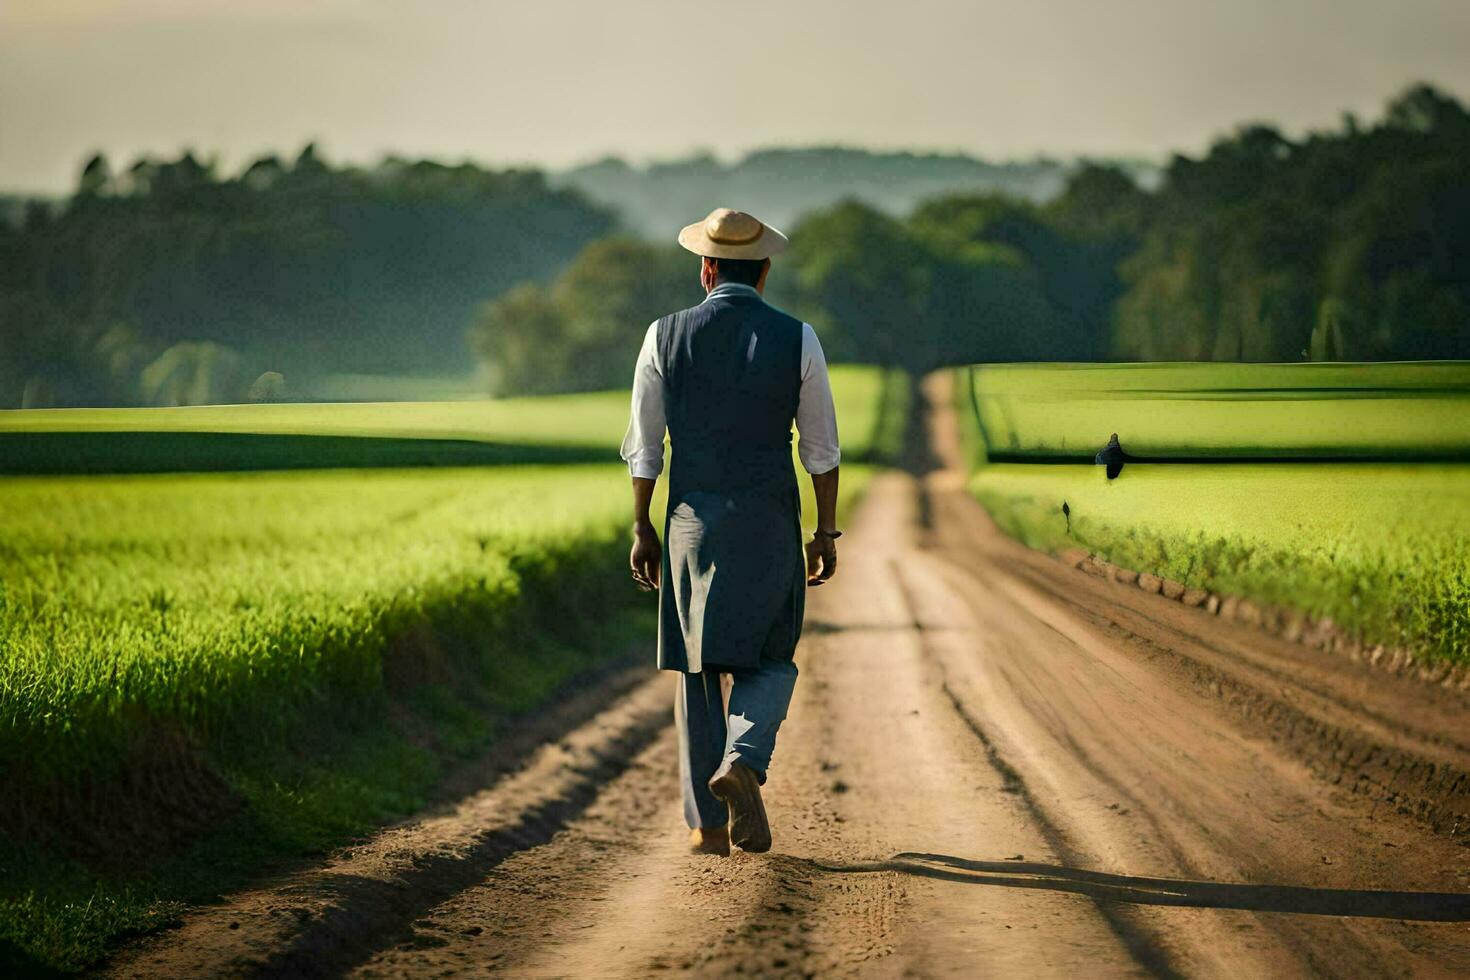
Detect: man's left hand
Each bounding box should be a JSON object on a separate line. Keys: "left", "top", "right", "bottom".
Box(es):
{"left": 805, "top": 533, "right": 837, "bottom": 586}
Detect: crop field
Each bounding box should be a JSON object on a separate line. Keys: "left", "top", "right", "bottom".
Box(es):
{"left": 971, "top": 462, "right": 1470, "bottom": 665}
{"left": 966, "top": 361, "right": 1470, "bottom": 460}
{"left": 958, "top": 363, "right": 1470, "bottom": 668}
{"left": 0, "top": 373, "right": 887, "bottom": 971}
{"left": 0, "top": 465, "right": 636, "bottom": 968}
{"left": 0, "top": 365, "right": 899, "bottom": 473}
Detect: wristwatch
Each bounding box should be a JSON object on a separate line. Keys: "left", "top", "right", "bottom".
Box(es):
{"left": 813, "top": 528, "right": 843, "bottom": 540}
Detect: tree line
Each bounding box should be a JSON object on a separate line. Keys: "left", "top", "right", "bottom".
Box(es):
{"left": 480, "top": 83, "right": 1469, "bottom": 393}
{"left": 1113, "top": 84, "right": 1470, "bottom": 361}
{"left": 0, "top": 146, "right": 612, "bottom": 407}
{"left": 4, "top": 83, "right": 1467, "bottom": 407}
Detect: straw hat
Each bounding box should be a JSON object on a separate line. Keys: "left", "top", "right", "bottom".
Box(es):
{"left": 677, "top": 208, "right": 789, "bottom": 260}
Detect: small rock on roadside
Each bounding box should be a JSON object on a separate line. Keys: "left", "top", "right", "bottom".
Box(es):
{"left": 1181, "top": 588, "right": 1209, "bottom": 607}
{"left": 1058, "top": 548, "right": 1090, "bottom": 569}
{"left": 1161, "top": 579, "right": 1186, "bottom": 600}
{"left": 1137, "top": 573, "right": 1162, "bottom": 594}
{"left": 1112, "top": 566, "right": 1139, "bottom": 585}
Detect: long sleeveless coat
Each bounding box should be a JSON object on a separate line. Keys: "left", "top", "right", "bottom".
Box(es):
{"left": 655, "top": 290, "right": 806, "bottom": 673}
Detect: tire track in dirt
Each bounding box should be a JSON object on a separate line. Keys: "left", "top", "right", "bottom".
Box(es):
{"left": 902, "top": 507, "right": 1470, "bottom": 976}
{"left": 107, "top": 670, "right": 672, "bottom": 978}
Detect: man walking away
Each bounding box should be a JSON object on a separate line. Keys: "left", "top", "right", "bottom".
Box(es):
{"left": 621, "top": 207, "right": 842, "bottom": 856}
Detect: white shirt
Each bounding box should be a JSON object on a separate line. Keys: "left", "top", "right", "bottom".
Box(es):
{"left": 620, "top": 282, "right": 841, "bottom": 480}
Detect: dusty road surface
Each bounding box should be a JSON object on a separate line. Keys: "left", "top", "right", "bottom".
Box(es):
{"left": 113, "top": 377, "right": 1470, "bottom": 979}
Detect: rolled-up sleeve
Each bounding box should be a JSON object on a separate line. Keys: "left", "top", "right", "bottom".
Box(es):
{"left": 795, "top": 322, "right": 841, "bottom": 474}
{"left": 619, "top": 321, "right": 666, "bottom": 479}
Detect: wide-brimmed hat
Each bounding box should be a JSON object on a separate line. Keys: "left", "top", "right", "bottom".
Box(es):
{"left": 677, "top": 208, "right": 788, "bottom": 260}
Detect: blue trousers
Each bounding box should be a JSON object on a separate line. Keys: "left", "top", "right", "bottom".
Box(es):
{"left": 675, "top": 655, "right": 799, "bottom": 829}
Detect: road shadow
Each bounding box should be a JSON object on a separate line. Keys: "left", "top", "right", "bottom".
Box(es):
{"left": 803, "top": 619, "right": 959, "bottom": 636}
{"left": 814, "top": 852, "right": 1470, "bottom": 922}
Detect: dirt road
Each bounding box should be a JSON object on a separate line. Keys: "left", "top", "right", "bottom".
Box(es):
{"left": 114, "top": 378, "right": 1470, "bottom": 978}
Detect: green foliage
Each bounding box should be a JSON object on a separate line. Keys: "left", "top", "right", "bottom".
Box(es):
{"left": 470, "top": 237, "right": 698, "bottom": 395}
{"left": 0, "top": 148, "right": 615, "bottom": 407}
{"left": 820, "top": 366, "right": 909, "bottom": 464}
{"left": 1113, "top": 84, "right": 1470, "bottom": 362}
{"left": 964, "top": 361, "right": 1470, "bottom": 460}
{"left": 781, "top": 201, "right": 930, "bottom": 370}
{"left": 778, "top": 180, "right": 1139, "bottom": 373}
{"left": 771, "top": 84, "right": 1470, "bottom": 372}
{"left": 0, "top": 466, "right": 633, "bottom": 783}
{"left": 969, "top": 462, "right": 1470, "bottom": 667}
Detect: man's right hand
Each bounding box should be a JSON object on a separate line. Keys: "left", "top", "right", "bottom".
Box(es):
{"left": 630, "top": 521, "right": 662, "bottom": 592}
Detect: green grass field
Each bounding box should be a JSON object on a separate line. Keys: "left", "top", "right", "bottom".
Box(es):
{"left": 0, "top": 374, "right": 886, "bottom": 971}
{"left": 0, "top": 465, "right": 644, "bottom": 970}
{"left": 971, "top": 463, "right": 1470, "bottom": 666}
{"left": 957, "top": 363, "right": 1470, "bottom": 668}
{"left": 966, "top": 361, "right": 1470, "bottom": 460}
{"left": 0, "top": 365, "right": 898, "bottom": 473}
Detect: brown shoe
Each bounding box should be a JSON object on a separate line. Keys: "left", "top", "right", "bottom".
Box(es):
{"left": 708, "top": 762, "right": 771, "bottom": 853}
{"left": 689, "top": 825, "right": 730, "bottom": 856}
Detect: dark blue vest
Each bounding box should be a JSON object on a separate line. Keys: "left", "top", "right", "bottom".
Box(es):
{"left": 655, "top": 289, "right": 804, "bottom": 500}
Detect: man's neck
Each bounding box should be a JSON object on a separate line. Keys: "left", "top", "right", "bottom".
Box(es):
{"left": 707, "top": 280, "right": 763, "bottom": 297}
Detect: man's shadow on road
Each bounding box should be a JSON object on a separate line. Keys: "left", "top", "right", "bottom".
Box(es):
{"left": 813, "top": 852, "right": 1470, "bottom": 922}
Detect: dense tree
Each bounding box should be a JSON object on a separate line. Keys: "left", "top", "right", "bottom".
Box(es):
{"left": 779, "top": 191, "right": 1126, "bottom": 374}
{"left": 0, "top": 147, "right": 614, "bottom": 407}
{"left": 470, "top": 238, "right": 698, "bottom": 395}
{"left": 1113, "top": 84, "right": 1470, "bottom": 361}
{"left": 779, "top": 201, "right": 929, "bottom": 371}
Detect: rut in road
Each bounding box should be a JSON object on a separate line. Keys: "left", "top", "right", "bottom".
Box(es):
{"left": 114, "top": 375, "right": 1470, "bottom": 979}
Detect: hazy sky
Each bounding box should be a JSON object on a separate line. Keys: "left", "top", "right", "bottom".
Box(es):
{"left": 3, "top": 0, "right": 1469, "bottom": 193}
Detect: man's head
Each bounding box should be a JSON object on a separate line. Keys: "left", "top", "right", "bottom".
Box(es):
{"left": 700, "top": 255, "right": 770, "bottom": 293}
{"left": 677, "top": 208, "right": 787, "bottom": 295}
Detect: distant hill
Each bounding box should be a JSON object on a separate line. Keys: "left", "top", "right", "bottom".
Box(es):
{"left": 556, "top": 146, "right": 1160, "bottom": 238}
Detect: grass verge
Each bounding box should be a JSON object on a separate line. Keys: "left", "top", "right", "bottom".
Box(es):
{"left": 970, "top": 462, "right": 1470, "bottom": 668}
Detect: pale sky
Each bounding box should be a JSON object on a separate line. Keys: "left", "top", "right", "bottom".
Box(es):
{"left": 3, "top": 0, "right": 1469, "bottom": 193}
